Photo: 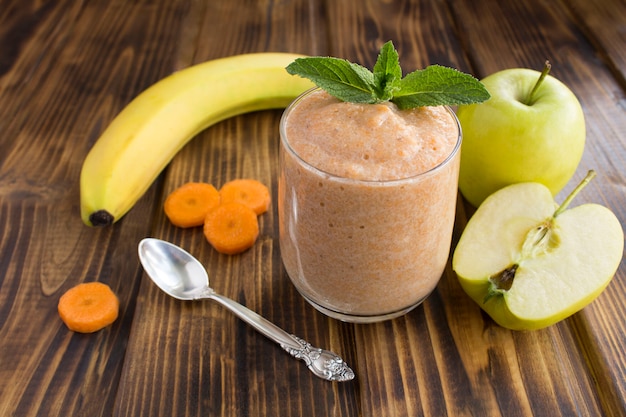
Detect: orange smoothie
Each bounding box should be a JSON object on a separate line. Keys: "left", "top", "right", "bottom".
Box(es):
{"left": 278, "top": 89, "right": 461, "bottom": 322}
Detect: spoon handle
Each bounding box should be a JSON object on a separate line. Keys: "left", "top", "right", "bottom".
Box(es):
{"left": 209, "top": 293, "right": 302, "bottom": 349}
{"left": 208, "top": 293, "right": 354, "bottom": 381}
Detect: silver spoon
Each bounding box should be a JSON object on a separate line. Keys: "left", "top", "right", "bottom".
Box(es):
{"left": 138, "top": 238, "right": 355, "bottom": 382}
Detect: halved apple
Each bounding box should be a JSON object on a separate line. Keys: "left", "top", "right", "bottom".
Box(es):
{"left": 452, "top": 171, "right": 623, "bottom": 330}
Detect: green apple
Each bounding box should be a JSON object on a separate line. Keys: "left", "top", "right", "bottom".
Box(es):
{"left": 452, "top": 171, "right": 623, "bottom": 330}
{"left": 457, "top": 62, "right": 585, "bottom": 207}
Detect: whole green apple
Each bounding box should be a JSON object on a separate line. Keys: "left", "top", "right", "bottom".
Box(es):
{"left": 457, "top": 62, "right": 585, "bottom": 207}
{"left": 452, "top": 171, "right": 624, "bottom": 330}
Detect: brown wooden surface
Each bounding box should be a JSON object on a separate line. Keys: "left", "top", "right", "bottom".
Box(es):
{"left": 1, "top": 0, "right": 624, "bottom": 416}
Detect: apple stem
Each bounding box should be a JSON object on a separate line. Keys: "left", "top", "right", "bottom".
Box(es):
{"left": 525, "top": 60, "right": 551, "bottom": 105}
{"left": 553, "top": 170, "right": 596, "bottom": 218}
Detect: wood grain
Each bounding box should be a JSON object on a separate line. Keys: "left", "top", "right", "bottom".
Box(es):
{"left": 449, "top": 0, "right": 626, "bottom": 414}
{"left": 0, "top": 0, "right": 190, "bottom": 416}
{"left": 111, "top": 1, "right": 359, "bottom": 416}
{"left": 566, "top": 0, "right": 626, "bottom": 86}
{"left": 0, "top": 0, "right": 624, "bottom": 416}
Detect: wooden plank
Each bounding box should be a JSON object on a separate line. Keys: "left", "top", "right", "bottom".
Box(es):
{"left": 327, "top": 0, "right": 624, "bottom": 415}
{"left": 564, "top": 0, "right": 626, "bottom": 84}
{"left": 1, "top": 0, "right": 623, "bottom": 416}
{"left": 110, "top": 1, "right": 361, "bottom": 416}
{"left": 113, "top": 113, "right": 360, "bottom": 417}
{"left": 450, "top": 0, "right": 626, "bottom": 415}
{"left": 0, "top": 0, "right": 191, "bottom": 416}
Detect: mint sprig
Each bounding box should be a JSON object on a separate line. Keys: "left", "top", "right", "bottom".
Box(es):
{"left": 372, "top": 41, "right": 402, "bottom": 101}
{"left": 286, "top": 41, "right": 490, "bottom": 109}
{"left": 284, "top": 57, "right": 377, "bottom": 103}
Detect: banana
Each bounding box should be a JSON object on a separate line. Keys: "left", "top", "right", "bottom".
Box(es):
{"left": 80, "top": 53, "right": 314, "bottom": 226}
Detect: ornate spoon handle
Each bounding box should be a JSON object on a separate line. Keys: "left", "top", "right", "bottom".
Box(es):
{"left": 207, "top": 292, "right": 355, "bottom": 381}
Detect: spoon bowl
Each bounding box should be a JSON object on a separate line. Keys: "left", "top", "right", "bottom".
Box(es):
{"left": 138, "top": 238, "right": 355, "bottom": 382}
{"left": 138, "top": 238, "right": 210, "bottom": 300}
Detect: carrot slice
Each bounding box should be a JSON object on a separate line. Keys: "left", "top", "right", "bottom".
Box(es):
{"left": 219, "top": 179, "right": 270, "bottom": 215}
{"left": 203, "top": 202, "right": 259, "bottom": 255}
{"left": 58, "top": 282, "right": 119, "bottom": 333}
{"left": 164, "top": 182, "right": 220, "bottom": 228}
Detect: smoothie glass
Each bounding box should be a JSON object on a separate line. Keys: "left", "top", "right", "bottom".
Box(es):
{"left": 278, "top": 89, "right": 462, "bottom": 323}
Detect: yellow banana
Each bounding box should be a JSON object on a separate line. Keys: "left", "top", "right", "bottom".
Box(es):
{"left": 80, "top": 52, "right": 313, "bottom": 226}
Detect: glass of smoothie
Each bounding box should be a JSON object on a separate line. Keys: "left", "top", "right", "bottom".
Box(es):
{"left": 278, "top": 88, "right": 462, "bottom": 323}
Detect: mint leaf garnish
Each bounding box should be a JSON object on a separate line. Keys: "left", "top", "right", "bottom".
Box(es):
{"left": 393, "top": 65, "right": 491, "bottom": 109}
{"left": 372, "top": 41, "right": 401, "bottom": 101}
{"left": 286, "top": 41, "right": 490, "bottom": 108}
{"left": 285, "top": 57, "right": 378, "bottom": 104}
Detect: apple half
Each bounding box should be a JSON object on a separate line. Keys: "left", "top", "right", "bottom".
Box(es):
{"left": 452, "top": 171, "right": 624, "bottom": 330}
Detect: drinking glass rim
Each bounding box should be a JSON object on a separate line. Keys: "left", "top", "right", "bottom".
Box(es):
{"left": 279, "top": 88, "right": 462, "bottom": 186}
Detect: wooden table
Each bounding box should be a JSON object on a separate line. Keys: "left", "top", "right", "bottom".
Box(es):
{"left": 1, "top": 0, "right": 624, "bottom": 416}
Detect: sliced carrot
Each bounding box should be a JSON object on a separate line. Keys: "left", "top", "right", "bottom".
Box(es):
{"left": 219, "top": 179, "right": 271, "bottom": 215}
{"left": 58, "top": 282, "right": 119, "bottom": 333}
{"left": 164, "top": 182, "right": 220, "bottom": 228}
{"left": 203, "top": 202, "right": 259, "bottom": 255}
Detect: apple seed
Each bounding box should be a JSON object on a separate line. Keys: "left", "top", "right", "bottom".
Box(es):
{"left": 484, "top": 264, "right": 519, "bottom": 303}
